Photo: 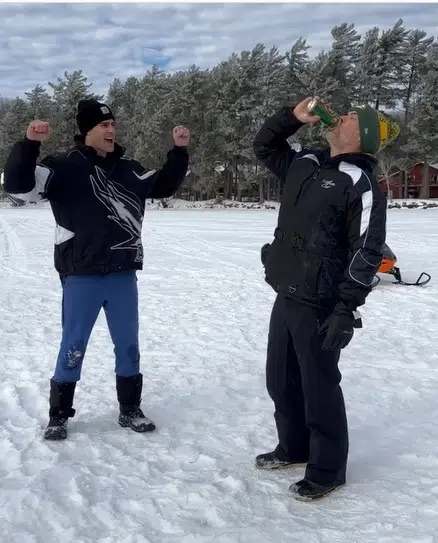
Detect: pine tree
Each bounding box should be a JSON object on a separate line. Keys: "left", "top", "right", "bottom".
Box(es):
{"left": 354, "top": 27, "right": 381, "bottom": 106}
{"left": 0, "top": 19, "right": 436, "bottom": 202}
{"left": 373, "top": 19, "right": 409, "bottom": 110}
{"left": 0, "top": 98, "right": 29, "bottom": 166}
{"left": 25, "top": 84, "right": 53, "bottom": 120}
{"left": 48, "top": 70, "right": 102, "bottom": 151}
{"left": 107, "top": 76, "right": 141, "bottom": 153}
{"left": 284, "top": 37, "right": 311, "bottom": 102}
{"left": 408, "top": 43, "right": 438, "bottom": 197}
{"left": 400, "top": 29, "right": 434, "bottom": 127}
{"left": 326, "top": 23, "right": 361, "bottom": 112}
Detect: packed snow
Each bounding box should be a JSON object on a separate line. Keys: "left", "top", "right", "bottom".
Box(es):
{"left": 0, "top": 204, "right": 437, "bottom": 543}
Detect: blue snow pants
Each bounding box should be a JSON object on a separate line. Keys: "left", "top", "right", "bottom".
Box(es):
{"left": 53, "top": 271, "right": 140, "bottom": 383}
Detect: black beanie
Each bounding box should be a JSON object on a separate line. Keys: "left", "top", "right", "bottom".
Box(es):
{"left": 76, "top": 99, "right": 115, "bottom": 136}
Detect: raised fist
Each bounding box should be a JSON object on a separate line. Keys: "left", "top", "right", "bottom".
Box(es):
{"left": 26, "top": 120, "right": 52, "bottom": 142}
{"left": 173, "top": 125, "right": 190, "bottom": 147}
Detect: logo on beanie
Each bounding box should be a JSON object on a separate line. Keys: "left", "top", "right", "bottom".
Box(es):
{"left": 76, "top": 99, "right": 114, "bottom": 135}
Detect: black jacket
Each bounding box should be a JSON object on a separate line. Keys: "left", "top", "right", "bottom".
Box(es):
{"left": 254, "top": 107, "right": 387, "bottom": 311}
{"left": 2, "top": 135, "right": 189, "bottom": 276}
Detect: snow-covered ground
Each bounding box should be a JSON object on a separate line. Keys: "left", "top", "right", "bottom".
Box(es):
{"left": 0, "top": 206, "right": 437, "bottom": 543}
{"left": 1, "top": 196, "right": 437, "bottom": 211}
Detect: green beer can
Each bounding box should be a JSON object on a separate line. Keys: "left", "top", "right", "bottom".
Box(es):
{"left": 307, "top": 98, "right": 340, "bottom": 128}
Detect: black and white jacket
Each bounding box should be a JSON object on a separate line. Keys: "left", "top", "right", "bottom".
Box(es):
{"left": 2, "top": 135, "right": 189, "bottom": 276}
{"left": 253, "top": 107, "right": 387, "bottom": 311}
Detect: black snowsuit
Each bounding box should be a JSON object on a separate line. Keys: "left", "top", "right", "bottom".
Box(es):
{"left": 253, "top": 107, "right": 387, "bottom": 485}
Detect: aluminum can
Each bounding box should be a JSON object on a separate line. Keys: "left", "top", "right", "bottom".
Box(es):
{"left": 307, "top": 98, "right": 340, "bottom": 128}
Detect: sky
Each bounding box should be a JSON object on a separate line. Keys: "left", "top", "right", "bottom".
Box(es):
{"left": 0, "top": 2, "right": 437, "bottom": 100}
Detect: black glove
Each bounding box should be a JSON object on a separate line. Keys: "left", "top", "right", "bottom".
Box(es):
{"left": 318, "top": 302, "right": 362, "bottom": 351}
{"left": 261, "top": 243, "right": 271, "bottom": 266}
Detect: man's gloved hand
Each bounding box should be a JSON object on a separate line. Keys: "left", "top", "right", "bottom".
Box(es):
{"left": 318, "top": 302, "right": 362, "bottom": 351}
{"left": 261, "top": 243, "right": 271, "bottom": 266}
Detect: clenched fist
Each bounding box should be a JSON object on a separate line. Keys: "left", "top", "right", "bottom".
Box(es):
{"left": 26, "top": 120, "right": 52, "bottom": 142}
{"left": 173, "top": 125, "right": 190, "bottom": 147}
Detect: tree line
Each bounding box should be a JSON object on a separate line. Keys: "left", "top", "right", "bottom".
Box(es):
{"left": 0, "top": 18, "right": 437, "bottom": 202}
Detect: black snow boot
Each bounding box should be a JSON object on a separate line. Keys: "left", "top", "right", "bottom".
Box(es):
{"left": 116, "top": 373, "right": 156, "bottom": 433}
{"left": 289, "top": 478, "right": 345, "bottom": 501}
{"left": 255, "top": 450, "right": 307, "bottom": 470}
{"left": 44, "top": 379, "right": 76, "bottom": 441}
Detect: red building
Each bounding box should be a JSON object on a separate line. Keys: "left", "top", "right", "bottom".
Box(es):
{"left": 378, "top": 162, "right": 438, "bottom": 199}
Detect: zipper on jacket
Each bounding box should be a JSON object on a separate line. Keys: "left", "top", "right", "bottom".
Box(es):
{"left": 294, "top": 167, "right": 320, "bottom": 205}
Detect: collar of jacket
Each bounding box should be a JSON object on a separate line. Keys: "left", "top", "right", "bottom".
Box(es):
{"left": 323, "top": 150, "right": 378, "bottom": 175}
{"left": 72, "top": 134, "right": 126, "bottom": 166}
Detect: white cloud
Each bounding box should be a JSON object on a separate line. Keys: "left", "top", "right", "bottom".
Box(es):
{"left": 0, "top": 2, "right": 436, "bottom": 99}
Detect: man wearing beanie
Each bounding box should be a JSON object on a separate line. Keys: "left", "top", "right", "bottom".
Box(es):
{"left": 253, "top": 97, "right": 398, "bottom": 501}
{"left": 2, "top": 98, "right": 190, "bottom": 440}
